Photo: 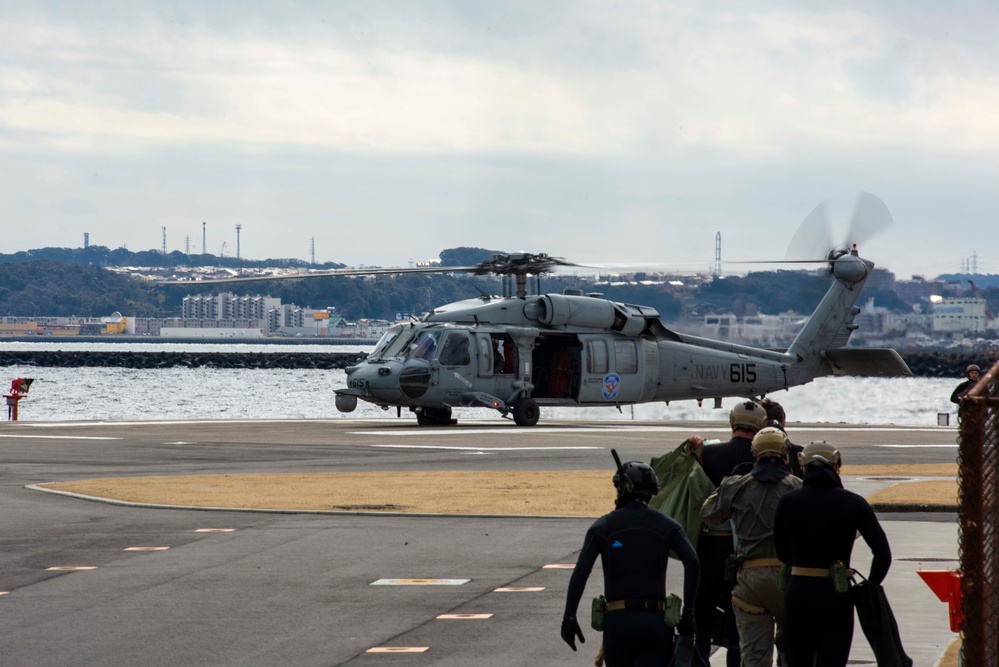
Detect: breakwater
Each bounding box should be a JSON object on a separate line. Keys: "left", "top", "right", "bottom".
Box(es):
{"left": 0, "top": 349, "right": 989, "bottom": 377}
{"left": 0, "top": 350, "right": 366, "bottom": 370}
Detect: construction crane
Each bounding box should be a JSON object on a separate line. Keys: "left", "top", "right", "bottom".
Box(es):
{"left": 219, "top": 241, "right": 227, "bottom": 258}
{"left": 968, "top": 280, "right": 996, "bottom": 326}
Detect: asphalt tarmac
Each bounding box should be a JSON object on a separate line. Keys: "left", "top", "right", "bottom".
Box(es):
{"left": 0, "top": 418, "right": 960, "bottom": 666}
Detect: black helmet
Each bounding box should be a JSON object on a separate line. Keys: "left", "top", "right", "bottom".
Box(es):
{"left": 613, "top": 461, "right": 659, "bottom": 501}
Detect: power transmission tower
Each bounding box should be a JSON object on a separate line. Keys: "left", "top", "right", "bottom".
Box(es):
{"left": 310, "top": 237, "right": 316, "bottom": 265}
{"left": 714, "top": 232, "right": 722, "bottom": 277}
{"left": 202, "top": 221, "right": 206, "bottom": 255}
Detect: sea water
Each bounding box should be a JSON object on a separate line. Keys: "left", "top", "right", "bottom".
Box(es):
{"left": 0, "top": 342, "right": 962, "bottom": 425}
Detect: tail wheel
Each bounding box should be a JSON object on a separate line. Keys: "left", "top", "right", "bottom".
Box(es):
{"left": 512, "top": 398, "right": 540, "bottom": 427}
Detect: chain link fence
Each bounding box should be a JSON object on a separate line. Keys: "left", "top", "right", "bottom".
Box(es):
{"left": 958, "top": 360, "right": 999, "bottom": 666}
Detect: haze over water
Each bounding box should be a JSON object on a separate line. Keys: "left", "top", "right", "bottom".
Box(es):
{"left": 0, "top": 342, "right": 961, "bottom": 426}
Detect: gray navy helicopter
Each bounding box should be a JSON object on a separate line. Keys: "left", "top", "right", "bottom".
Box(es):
{"left": 161, "top": 193, "right": 911, "bottom": 426}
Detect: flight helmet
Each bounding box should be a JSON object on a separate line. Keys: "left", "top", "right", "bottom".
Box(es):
{"left": 798, "top": 441, "right": 842, "bottom": 470}
{"left": 613, "top": 461, "right": 660, "bottom": 502}
{"left": 968, "top": 364, "right": 981, "bottom": 376}
{"left": 730, "top": 400, "right": 768, "bottom": 433}
{"left": 751, "top": 426, "right": 790, "bottom": 461}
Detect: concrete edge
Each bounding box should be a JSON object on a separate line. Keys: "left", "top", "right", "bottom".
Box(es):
{"left": 25, "top": 484, "right": 595, "bottom": 521}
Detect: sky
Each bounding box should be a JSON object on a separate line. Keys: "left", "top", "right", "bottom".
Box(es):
{"left": 2, "top": 1, "right": 998, "bottom": 280}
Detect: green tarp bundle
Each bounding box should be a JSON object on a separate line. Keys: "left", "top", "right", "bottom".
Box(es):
{"left": 649, "top": 439, "right": 715, "bottom": 551}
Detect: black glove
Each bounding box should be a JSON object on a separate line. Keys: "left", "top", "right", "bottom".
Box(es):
{"left": 561, "top": 616, "right": 585, "bottom": 651}
{"left": 677, "top": 607, "right": 696, "bottom": 638}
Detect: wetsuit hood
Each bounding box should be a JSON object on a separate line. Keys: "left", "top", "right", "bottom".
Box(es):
{"left": 803, "top": 461, "right": 843, "bottom": 488}
{"left": 751, "top": 457, "right": 791, "bottom": 483}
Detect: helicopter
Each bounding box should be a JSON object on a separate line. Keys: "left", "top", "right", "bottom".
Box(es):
{"left": 157, "top": 195, "right": 912, "bottom": 426}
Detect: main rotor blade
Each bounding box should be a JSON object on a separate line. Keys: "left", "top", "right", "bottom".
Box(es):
{"left": 846, "top": 191, "right": 893, "bottom": 247}
{"left": 152, "top": 264, "right": 482, "bottom": 286}
{"left": 785, "top": 201, "right": 833, "bottom": 261}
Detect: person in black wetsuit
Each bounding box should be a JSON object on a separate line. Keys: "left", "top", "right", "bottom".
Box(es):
{"left": 692, "top": 399, "right": 769, "bottom": 667}
{"left": 950, "top": 364, "right": 981, "bottom": 404}
{"left": 773, "top": 442, "right": 892, "bottom": 667}
{"left": 561, "top": 457, "right": 699, "bottom": 666}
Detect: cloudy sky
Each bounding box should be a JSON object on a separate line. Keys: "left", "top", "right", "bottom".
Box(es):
{"left": 2, "top": 1, "right": 997, "bottom": 279}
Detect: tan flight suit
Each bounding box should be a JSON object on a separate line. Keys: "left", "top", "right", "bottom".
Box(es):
{"left": 701, "top": 463, "right": 801, "bottom": 667}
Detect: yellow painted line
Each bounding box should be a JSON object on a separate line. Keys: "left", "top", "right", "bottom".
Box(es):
{"left": 195, "top": 528, "right": 236, "bottom": 533}
{"left": 371, "top": 578, "right": 470, "bottom": 586}
{"left": 366, "top": 647, "right": 430, "bottom": 653}
{"left": 437, "top": 613, "right": 493, "bottom": 619}
{"left": 494, "top": 586, "right": 545, "bottom": 592}
{"left": 46, "top": 566, "right": 98, "bottom": 571}
{"left": 124, "top": 547, "right": 170, "bottom": 551}
{"left": 543, "top": 564, "right": 575, "bottom": 569}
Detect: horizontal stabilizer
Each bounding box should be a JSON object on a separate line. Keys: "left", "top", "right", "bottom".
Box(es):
{"left": 822, "top": 348, "right": 912, "bottom": 377}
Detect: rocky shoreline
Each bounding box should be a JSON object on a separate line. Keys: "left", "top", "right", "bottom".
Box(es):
{"left": 0, "top": 349, "right": 990, "bottom": 377}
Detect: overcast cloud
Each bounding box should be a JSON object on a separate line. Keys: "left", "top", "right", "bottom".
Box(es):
{"left": 2, "top": 1, "right": 997, "bottom": 279}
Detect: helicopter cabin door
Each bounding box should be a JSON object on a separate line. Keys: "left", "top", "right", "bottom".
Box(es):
{"left": 435, "top": 330, "right": 475, "bottom": 398}
{"left": 577, "top": 335, "right": 643, "bottom": 404}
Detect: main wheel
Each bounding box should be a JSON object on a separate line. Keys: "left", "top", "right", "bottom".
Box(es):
{"left": 415, "top": 406, "right": 454, "bottom": 426}
{"left": 512, "top": 398, "right": 540, "bottom": 427}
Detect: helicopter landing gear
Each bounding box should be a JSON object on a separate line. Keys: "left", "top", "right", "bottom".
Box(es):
{"left": 512, "top": 397, "right": 540, "bottom": 427}
{"left": 414, "top": 406, "right": 456, "bottom": 426}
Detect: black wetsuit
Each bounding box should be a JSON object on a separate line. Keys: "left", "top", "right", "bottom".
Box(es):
{"left": 695, "top": 436, "right": 755, "bottom": 667}
{"left": 774, "top": 464, "right": 892, "bottom": 667}
{"left": 951, "top": 378, "right": 974, "bottom": 404}
{"left": 564, "top": 499, "right": 699, "bottom": 667}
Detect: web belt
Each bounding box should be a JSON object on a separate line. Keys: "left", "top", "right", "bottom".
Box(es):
{"left": 741, "top": 558, "right": 782, "bottom": 570}
{"left": 605, "top": 599, "right": 667, "bottom": 612}
{"left": 791, "top": 566, "right": 855, "bottom": 577}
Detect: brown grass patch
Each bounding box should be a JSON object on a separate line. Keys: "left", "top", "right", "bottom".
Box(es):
{"left": 40, "top": 464, "right": 958, "bottom": 515}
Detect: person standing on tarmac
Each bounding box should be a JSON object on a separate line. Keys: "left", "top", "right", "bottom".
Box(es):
{"left": 561, "top": 457, "right": 700, "bottom": 666}
{"left": 758, "top": 398, "right": 804, "bottom": 478}
{"left": 691, "top": 399, "right": 769, "bottom": 667}
{"left": 950, "top": 364, "right": 981, "bottom": 403}
{"left": 773, "top": 442, "right": 892, "bottom": 667}
{"left": 701, "top": 427, "right": 802, "bottom": 667}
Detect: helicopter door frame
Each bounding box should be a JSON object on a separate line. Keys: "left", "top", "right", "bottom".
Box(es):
{"left": 577, "top": 335, "right": 644, "bottom": 404}
{"left": 435, "top": 330, "right": 475, "bottom": 400}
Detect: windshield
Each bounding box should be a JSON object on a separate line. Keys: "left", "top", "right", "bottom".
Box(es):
{"left": 370, "top": 325, "right": 413, "bottom": 359}
{"left": 404, "top": 329, "right": 443, "bottom": 361}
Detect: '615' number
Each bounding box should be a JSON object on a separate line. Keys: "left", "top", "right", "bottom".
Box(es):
{"left": 730, "top": 363, "right": 757, "bottom": 383}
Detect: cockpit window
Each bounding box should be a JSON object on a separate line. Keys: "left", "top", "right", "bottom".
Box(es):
{"left": 439, "top": 333, "right": 471, "bottom": 366}
{"left": 405, "top": 330, "right": 443, "bottom": 361}
{"left": 370, "top": 325, "right": 413, "bottom": 359}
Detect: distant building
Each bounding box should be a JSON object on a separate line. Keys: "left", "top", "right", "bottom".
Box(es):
{"left": 932, "top": 297, "right": 992, "bottom": 333}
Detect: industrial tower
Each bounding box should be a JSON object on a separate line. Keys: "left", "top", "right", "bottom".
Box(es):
{"left": 235, "top": 224, "right": 242, "bottom": 260}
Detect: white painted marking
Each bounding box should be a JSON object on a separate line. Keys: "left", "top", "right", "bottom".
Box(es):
{"left": 46, "top": 566, "right": 97, "bottom": 571}
{"left": 543, "top": 564, "right": 576, "bottom": 569}
{"left": 372, "top": 578, "right": 470, "bottom": 586}
{"left": 195, "top": 528, "right": 236, "bottom": 533}
{"left": 366, "top": 647, "right": 430, "bottom": 653}
{"left": 124, "top": 547, "right": 170, "bottom": 551}
{"left": 0, "top": 435, "right": 120, "bottom": 440}
{"left": 875, "top": 444, "right": 958, "bottom": 448}
{"left": 437, "top": 613, "right": 493, "bottom": 619}
{"left": 0, "top": 592, "right": 8, "bottom": 596}
{"left": 372, "top": 444, "right": 602, "bottom": 452}
{"left": 494, "top": 586, "right": 545, "bottom": 592}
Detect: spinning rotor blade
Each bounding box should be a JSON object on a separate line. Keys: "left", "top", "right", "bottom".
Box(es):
{"left": 785, "top": 201, "right": 833, "bottom": 261}
{"left": 783, "top": 192, "right": 893, "bottom": 262}
{"left": 845, "top": 191, "right": 893, "bottom": 249}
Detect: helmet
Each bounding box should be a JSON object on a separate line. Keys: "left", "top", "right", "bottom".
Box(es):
{"left": 730, "top": 400, "right": 768, "bottom": 433}
{"left": 613, "top": 461, "right": 660, "bottom": 501}
{"left": 968, "top": 364, "right": 981, "bottom": 375}
{"left": 751, "top": 426, "right": 789, "bottom": 460}
{"left": 798, "top": 441, "right": 842, "bottom": 470}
